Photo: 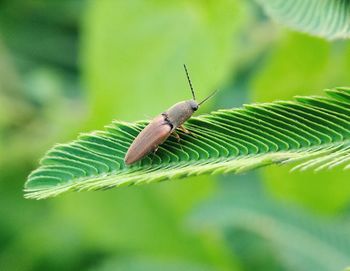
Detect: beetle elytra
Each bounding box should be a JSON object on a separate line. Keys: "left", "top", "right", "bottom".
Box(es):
{"left": 124, "top": 65, "right": 217, "bottom": 165}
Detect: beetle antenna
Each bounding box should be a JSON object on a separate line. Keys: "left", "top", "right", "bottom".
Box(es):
{"left": 183, "top": 64, "right": 196, "bottom": 100}
{"left": 198, "top": 90, "right": 218, "bottom": 106}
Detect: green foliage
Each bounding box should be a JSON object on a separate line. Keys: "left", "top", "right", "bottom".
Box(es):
{"left": 189, "top": 177, "right": 350, "bottom": 271}
{"left": 0, "top": 0, "right": 85, "bottom": 171}
{"left": 251, "top": 32, "right": 331, "bottom": 102}
{"left": 92, "top": 257, "right": 216, "bottom": 271}
{"left": 256, "top": 0, "right": 350, "bottom": 40}
{"left": 25, "top": 87, "right": 350, "bottom": 199}
{"left": 264, "top": 166, "right": 350, "bottom": 214}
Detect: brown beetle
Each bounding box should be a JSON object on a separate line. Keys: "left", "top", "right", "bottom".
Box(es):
{"left": 124, "top": 65, "right": 217, "bottom": 165}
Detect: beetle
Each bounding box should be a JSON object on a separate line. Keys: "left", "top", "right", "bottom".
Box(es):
{"left": 124, "top": 64, "right": 217, "bottom": 165}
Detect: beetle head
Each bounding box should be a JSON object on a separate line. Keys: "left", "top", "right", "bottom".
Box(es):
{"left": 188, "top": 99, "right": 199, "bottom": 111}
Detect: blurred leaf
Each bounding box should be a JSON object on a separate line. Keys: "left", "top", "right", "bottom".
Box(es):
{"left": 24, "top": 88, "right": 350, "bottom": 199}
{"left": 224, "top": 228, "right": 287, "bottom": 271}
{"left": 188, "top": 179, "right": 350, "bottom": 271}
{"left": 0, "top": 41, "right": 32, "bottom": 131}
{"left": 251, "top": 32, "right": 331, "bottom": 102}
{"left": 0, "top": 0, "right": 81, "bottom": 69}
{"left": 263, "top": 166, "right": 350, "bottom": 214}
{"left": 255, "top": 0, "right": 350, "bottom": 40}
{"left": 81, "top": 0, "right": 246, "bottom": 126}
{"left": 0, "top": 0, "right": 85, "bottom": 172}
{"left": 91, "top": 257, "right": 217, "bottom": 271}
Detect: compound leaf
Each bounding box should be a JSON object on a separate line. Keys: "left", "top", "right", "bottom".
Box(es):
{"left": 25, "top": 87, "right": 350, "bottom": 199}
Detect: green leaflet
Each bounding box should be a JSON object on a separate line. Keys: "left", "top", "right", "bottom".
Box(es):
{"left": 256, "top": 0, "right": 350, "bottom": 40}
{"left": 24, "top": 88, "right": 350, "bottom": 199}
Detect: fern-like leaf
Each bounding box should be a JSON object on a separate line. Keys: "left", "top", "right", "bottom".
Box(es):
{"left": 24, "top": 87, "right": 350, "bottom": 199}
{"left": 256, "top": 0, "right": 350, "bottom": 40}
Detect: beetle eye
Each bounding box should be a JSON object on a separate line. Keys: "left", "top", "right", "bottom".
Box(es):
{"left": 192, "top": 105, "right": 198, "bottom": 111}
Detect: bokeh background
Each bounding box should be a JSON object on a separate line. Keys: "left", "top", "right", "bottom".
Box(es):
{"left": 1, "top": 0, "right": 350, "bottom": 270}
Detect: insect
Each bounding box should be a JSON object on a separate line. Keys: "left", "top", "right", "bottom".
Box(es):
{"left": 124, "top": 65, "right": 217, "bottom": 165}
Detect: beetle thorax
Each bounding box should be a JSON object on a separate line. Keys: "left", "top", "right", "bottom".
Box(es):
{"left": 165, "top": 100, "right": 198, "bottom": 130}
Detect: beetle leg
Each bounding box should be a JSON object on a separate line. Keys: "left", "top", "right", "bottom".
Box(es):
{"left": 179, "top": 125, "right": 190, "bottom": 134}
{"left": 150, "top": 147, "right": 159, "bottom": 163}
{"left": 173, "top": 131, "right": 181, "bottom": 142}
{"left": 179, "top": 125, "right": 196, "bottom": 137}
{"left": 150, "top": 147, "right": 159, "bottom": 161}
{"left": 172, "top": 131, "right": 185, "bottom": 152}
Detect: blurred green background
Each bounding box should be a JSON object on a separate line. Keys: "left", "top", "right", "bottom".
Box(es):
{"left": 1, "top": 0, "right": 350, "bottom": 270}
